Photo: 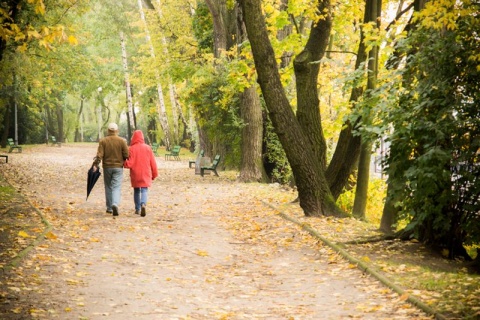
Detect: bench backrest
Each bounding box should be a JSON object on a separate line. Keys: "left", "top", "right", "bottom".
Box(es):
{"left": 51, "top": 136, "right": 57, "bottom": 142}
{"left": 152, "top": 142, "right": 159, "bottom": 150}
{"left": 211, "top": 155, "right": 221, "bottom": 168}
{"left": 171, "top": 145, "right": 181, "bottom": 155}
{"left": 7, "top": 138, "right": 14, "bottom": 146}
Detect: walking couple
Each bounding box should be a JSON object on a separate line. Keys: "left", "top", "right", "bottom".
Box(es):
{"left": 92, "top": 123, "right": 158, "bottom": 217}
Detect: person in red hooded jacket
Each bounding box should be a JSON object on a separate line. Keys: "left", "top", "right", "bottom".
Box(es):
{"left": 124, "top": 130, "right": 158, "bottom": 217}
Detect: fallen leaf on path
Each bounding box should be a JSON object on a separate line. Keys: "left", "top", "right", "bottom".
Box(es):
{"left": 196, "top": 250, "right": 209, "bottom": 256}
{"left": 18, "top": 231, "right": 30, "bottom": 238}
{"left": 44, "top": 231, "right": 57, "bottom": 240}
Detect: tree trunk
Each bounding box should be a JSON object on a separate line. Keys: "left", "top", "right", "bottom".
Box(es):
{"left": 294, "top": 0, "right": 332, "bottom": 171}
{"left": 379, "top": 182, "right": 397, "bottom": 234}
{"left": 325, "top": 6, "right": 370, "bottom": 200}
{"left": 352, "top": 0, "right": 381, "bottom": 218}
{"left": 119, "top": 32, "right": 136, "bottom": 132}
{"left": 240, "top": 0, "right": 344, "bottom": 217}
{"left": 1, "top": 103, "right": 12, "bottom": 148}
{"left": 74, "top": 96, "right": 84, "bottom": 142}
{"left": 149, "top": 0, "right": 187, "bottom": 144}
{"left": 236, "top": 1, "right": 267, "bottom": 182}
{"left": 326, "top": 123, "right": 362, "bottom": 199}
{"left": 140, "top": 0, "right": 175, "bottom": 148}
{"left": 201, "top": 0, "right": 235, "bottom": 156}
{"left": 56, "top": 100, "right": 64, "bottom": 143}
{"left": 205, "top": 0, "right": 236, "bottom": 57}
{"left": 238, "top": 86, "right": 267, "bottom": 182}
{"left": 352, "top": 142, "right": 372, "bottom": 219}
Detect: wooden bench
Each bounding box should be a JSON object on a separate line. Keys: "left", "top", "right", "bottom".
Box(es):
{"left": 7, "top": 138, "right": 22, "bottom": 153}
{"left": 201, "top": 155, "right": 221, "bottom": 177}
{"left": 165, "top": 145, "right": 181, "bottom": 161}
{"left": 151, "top": 142, "right": 160, "bottom": 157}
{"left": 50, "top": 136, "right": 61, "bottom": 147}
{"left": 0, "top": 155, "right": 8, "bottom": 163}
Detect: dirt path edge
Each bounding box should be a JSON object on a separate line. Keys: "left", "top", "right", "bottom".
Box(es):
{"left": 0, "top": 176, "right": 52, "bottom": 272}
{"left": 263, "top": 200, "right": 449, "bottom": 320}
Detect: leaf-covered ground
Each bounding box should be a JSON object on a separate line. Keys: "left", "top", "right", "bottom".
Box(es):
{"left": 0, "top": 144, "right": 477, "bottom": 319}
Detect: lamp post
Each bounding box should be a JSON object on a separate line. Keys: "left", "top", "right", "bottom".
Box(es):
{"left": 13, "top": 73, "right": 18, "bottom": 146}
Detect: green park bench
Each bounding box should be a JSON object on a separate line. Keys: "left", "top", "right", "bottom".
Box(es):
{"left": 200, "top": 154, "right": 221, "bottom": 177}
{"left": 151, "top": 142, "right": 160, "bottom": 157}
{"left": 7, "top": 138, "right": 22, "bottom": 153}
{"left": 50, "top": 136, "right": 61, "bottom": 147}
{"left": 165, "top": 145, "right": 181, "bottom": 161}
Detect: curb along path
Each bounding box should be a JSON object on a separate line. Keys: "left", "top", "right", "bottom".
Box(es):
{"left": 0, "top": 144, "right": 431, "bottom": 319}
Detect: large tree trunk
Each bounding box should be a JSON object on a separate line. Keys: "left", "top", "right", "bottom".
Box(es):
{"left": 236, "top": 1, "right": 267, "bottom": 182}
{"left": 294, "top": 0, "right": 332, "bottom": 171}
{"left": 1, "top": 103, "right": 12, "bottom": 148}
{"left": 238, "top": 86, "right": 267, "bottom": 182}
{"left": 240, "top": 0, "right": 344, "bottom": 217}
{"left": 379, "top": 182, "right": 397, "bottom": 234}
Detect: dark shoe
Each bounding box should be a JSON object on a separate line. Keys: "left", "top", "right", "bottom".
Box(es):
{"left": 135, "top": 210, "right": 140, "bottom": 215}
{"left": 140, "top": 204, "right": 146, "bottom": 217}
{"left": 106, "top": 210, "right": 113, "bottom": 214}
{"left": 112, "top": 205, "right": 119, "bottom": 217}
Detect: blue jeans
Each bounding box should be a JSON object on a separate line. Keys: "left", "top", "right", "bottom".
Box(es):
{"left": 103, "top": 167, "right": 123, "bottom": 211}
{"left": 134, "top": 187, "right": 148, "bottom": 211}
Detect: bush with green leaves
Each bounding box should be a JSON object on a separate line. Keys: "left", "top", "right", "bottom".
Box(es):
{"left": 383, "top": 1, "right": 480, "bottom": 258}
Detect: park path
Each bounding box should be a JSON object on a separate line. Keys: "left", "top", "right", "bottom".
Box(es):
{"left": 0, "top": 144, "right": 430, "bottom": 319}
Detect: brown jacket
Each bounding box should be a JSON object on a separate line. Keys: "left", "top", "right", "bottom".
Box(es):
{"left": 93, "top": 131, "right": 129, "bottom": 168}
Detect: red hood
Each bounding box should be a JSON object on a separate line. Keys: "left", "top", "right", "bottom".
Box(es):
{"left": 131, "top": 130, "right": 145, "bottom": 145}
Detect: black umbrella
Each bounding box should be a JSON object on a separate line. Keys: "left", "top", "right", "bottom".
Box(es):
{"left": 86, "top": 165, "right": 101, "bottom": 200}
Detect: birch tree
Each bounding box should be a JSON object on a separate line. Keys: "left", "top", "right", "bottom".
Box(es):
{"left": 138, "top": 0, "right": 172, "bottom": 149}
{"left": 120, "top": 32, "right": 136, "bottom": 132}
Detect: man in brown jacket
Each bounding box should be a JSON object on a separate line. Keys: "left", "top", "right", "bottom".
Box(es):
{"left": 92, "top": 123, "right": 129, "bottom": 217}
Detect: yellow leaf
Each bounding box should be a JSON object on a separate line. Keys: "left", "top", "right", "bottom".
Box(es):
{"left": 361, "top": 256, "right": 371, "bottom": 263}
{"left": 65, "top": 307, "right": 72, "bottom": 312}
{"left": 66, "top": 279, "right": 80, "bottom": 285}
{"left": 14, "top": 32, "right": 26, "bottom": 41}
{"left": 17, "top": 43, "right": 28, "bottom": 53}
{"left": 35, "top": 2, "right": 46, "bottom": 15}
{"left": 68, "top": 35, "right": 78, "bottom": 45}
{"left": 196, "top": 250, "right": 209, "bottom": 257}
{"left": 399, "top": 293, "right": 409, "bottom": 301}
{"left": 27, "top": 29, "right": 41, "bottom": 39}
{"left": 18, "top": 231, "right": 30, "bottom": 238}
{"left": 44, "top": 231, "right": 57, "bottom": 240}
